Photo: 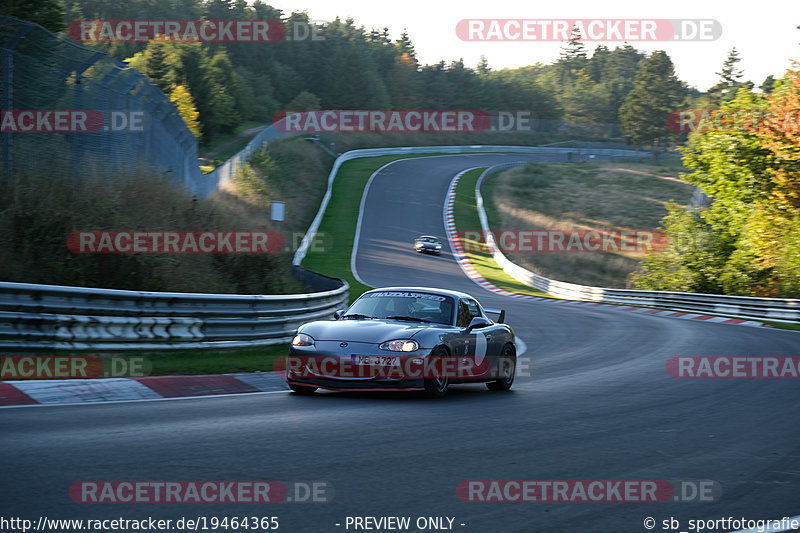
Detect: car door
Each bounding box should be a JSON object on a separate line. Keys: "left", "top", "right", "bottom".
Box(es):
{"left": 458, "top": 298, "right": 493, "bottom": 379}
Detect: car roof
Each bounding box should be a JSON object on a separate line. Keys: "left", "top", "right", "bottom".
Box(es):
{"left": 361, "top": 286, "right": 477, "bottom": 302}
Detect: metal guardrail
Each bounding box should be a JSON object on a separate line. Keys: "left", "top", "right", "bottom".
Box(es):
{"left": 474, "top": 164, "right": 800, "bottom": 324}
{"left": 0, "top": 268, "right": 349, "bottom": 351}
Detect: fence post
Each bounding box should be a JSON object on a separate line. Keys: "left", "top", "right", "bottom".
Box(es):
{"left": 70, "top": 52, "right": 103, "bottom": 178}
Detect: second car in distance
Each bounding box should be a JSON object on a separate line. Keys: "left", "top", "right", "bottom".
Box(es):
{"left": 414, "top": 235, "right": 442, "bottom": 255}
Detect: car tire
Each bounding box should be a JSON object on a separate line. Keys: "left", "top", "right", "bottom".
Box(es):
{"left": 289, "top": 383, "right": 317, "bottom": 395}
{"left": 487, "top": 343, "right": 515, "bottom": 391}
{"left": 424, "top": 346, "right": 450, "bottom": 398}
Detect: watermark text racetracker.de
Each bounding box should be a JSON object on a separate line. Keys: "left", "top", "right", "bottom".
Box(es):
{"left": 277, "top": 354, "right": 534, "bottom": 379}
{"left": 457, "top": 479, "right": 721, "bottom": 502}
{"left": 667, "top": 109, "right": 800, "bottom": 133}
{"left": 0, "top": 355, "right": 150, "bottom": 379}
{"left": 68, "top": 19, "right": 326, "bottom": 43}
{"left": 272, "top": 109, "right": 491, "bottom": 133}
{"left": 68, "top": 231, "right": 329, "bottom": 254}
{"left": 667, "top": 356, "right": 800, "bottom": 378}
{"left": 1, "top": 110, "right": 146, "bottom": 133}
{"left": 69, "top": 480, "right": 333, "bottom": 504}
{"left": 460, "top": 229, "right": 668, "bottom": 254}
{"left": 456, "top": 19, "right": 721, "bottom": 41}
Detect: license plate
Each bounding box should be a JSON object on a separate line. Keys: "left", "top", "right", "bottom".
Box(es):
{"left": 352, "top": 355, "right": 399, "bottom": 366}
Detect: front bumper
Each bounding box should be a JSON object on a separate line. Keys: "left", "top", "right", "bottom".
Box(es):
{"left": 287, "top": 376, "right": 425, "bottom": 392}
{"left": 287, "top": 342, "right": 431, "bottom": 391}
{"left": 415, "top": 245, "right": 441, "bottom": 254}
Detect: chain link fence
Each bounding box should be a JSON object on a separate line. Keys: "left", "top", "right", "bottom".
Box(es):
{"left": 0, "top": 14, "right": 201, "bottom": 192}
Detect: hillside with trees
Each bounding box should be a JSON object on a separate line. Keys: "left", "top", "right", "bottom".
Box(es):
{"left": 48, "top": 0, "right": 695, "bottom": 147}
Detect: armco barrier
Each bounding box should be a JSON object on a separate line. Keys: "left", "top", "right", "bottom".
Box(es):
{"left": 474, "top": 163, "right": 800, "bottom": 324}
{"left": 0, "top": 267, "right": 348, "bottom": 351}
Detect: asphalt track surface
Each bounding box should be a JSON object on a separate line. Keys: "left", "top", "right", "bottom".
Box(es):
{"left": 2, "top": 154, "right": 799, "bottom": 533}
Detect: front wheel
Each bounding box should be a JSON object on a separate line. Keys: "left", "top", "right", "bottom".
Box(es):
{"left": 424, "top": 347, "right": 450, "bottom": 398}
{"left": 487, "top": 343, "right": 515, "bottom": 391}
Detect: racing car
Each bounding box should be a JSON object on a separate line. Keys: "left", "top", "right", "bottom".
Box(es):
{"left": 414, "top": 235, "right": 442, "bottom": 255}
{"left": 286, "top": 287, "right": 515, "bottom": 397}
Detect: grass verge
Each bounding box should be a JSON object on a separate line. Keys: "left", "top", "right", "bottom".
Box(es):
{"left": 0, "top": 344, "right": 289, "bottom": 380}
{"left": 145, "top": 344, "right": 287, "bottom": 375}
{"left": 301, "top": 153, "right": 445, "bottom": 304}
{"left": 452, "top": 168, "right": 551, "bottom": 298}
{"left": 461, "top": 168, "right": 800, "bottom": 332}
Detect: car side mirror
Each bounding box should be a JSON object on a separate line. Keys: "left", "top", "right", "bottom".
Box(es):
{"left": 333, "top": 310, "right": 345, "bottom": 320}
{"left": 465, "top": 316, "right": 491, "bottom": 332}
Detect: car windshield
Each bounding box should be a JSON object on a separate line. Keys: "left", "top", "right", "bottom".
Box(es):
{"left": 417, "top": 237, "right": 438, "bottom": 243}
{"left": 344, "top": 291, "right": 455, "bottom": 325}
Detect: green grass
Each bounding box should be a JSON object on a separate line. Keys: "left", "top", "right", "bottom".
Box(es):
{"left": 0, "top": 344, "right": 290, "bottom": 380}
{"left": 301, "top": 153, "right": 445, "bottom": 304}
{"left": 452, "top": 168, "right": 552, "bottom": 299}
{"left": 146, "top": 344, "right": 288, "bottom": 375}
{"left": 760, "top": 321, "right": 800, "bottom": 332}
{"left": 486, "top": 161, "right": 695, "bottom": 288}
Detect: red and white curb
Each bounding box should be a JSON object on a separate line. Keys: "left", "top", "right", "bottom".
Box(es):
{"left": 443, "top": 170, "right": 773, "bottom": 330}
{"left": 0, "top": 372, "right": 288, "bottom": 408}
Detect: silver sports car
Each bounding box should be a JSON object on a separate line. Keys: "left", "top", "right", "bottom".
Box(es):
{"left": 286, "top": 287, "right": 516, "bottom": 397}
{"left": 414, "top": 235, "right": 442, "bottom": 255}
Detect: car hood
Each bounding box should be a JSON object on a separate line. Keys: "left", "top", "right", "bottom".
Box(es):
{"left": 299, "top": 319, "right": 433, "bottom": 343}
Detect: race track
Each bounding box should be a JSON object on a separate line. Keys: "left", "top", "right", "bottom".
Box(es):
{"left": 2, "top": 154, "right": 799, "bottom": 533}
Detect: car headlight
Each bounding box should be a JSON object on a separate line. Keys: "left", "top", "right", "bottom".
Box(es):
{"left": 292, "top": 333, "right": 315, "bottom": 346}
{"left": 435, "top": 244, "right": 441, "bottom": 248}
{"left": 379, "top": 340, "right": 419, "bottom": 352}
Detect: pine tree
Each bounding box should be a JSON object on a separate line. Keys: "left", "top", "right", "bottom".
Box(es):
{"left": 557, "top": 25, "right": 587, "bottom": 82}
{"left": 619, "top": 51, "right": 685, "bottom": 147}
{"left": 144, "top": 41, "right": 172, "bottom": 92}
{"left": 707, "top": 48, "right": 744, "bottom": 105}
{"left": 477, "top": 55, "right": 490, "bottom": 76}
{"left": 396, "top": 30, "right": 416, "bottom": 60}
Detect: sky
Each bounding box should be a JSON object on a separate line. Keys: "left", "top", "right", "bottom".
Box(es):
{"left": 265, "top": 0, "right": 799, "bottom": 92}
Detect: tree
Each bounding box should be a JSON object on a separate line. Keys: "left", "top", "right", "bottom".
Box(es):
{"left": 619, "top": 51, "right": 685, "bottom": 147}
{"left": 760, "top": 75, "right": 776, "bottom": 94}
{"left": 635, "top": 74, "right": 800, "bottom": 297}
{"left": 387, "top": 53, "right": 422, "bottom": 108}
{"left": 144, "top": 40, "right": 172, "bottom": 92}
{"left": 2, "top": 0, "right": 65, "bottom": 32}
{"left": 175, "top": 43, "right": 213, "bottom": 140}
{"left": 396, "top": 30, "right": 416, "bottom": 60}
{"left": 286, "top": 90, "right": 321, "bottom": 110}
{"left": 169, "top": 84, "right": 202, "bottom": 139}
{"left": 586, "top": 45, "right": 609, "bottom": 83}
{"left": 477, "top": 55, "right": 490, "bottom": 76}
{"left": 205, "top": 50, "right": 242, "bottom": 134}
{"left": 707, "top": 48, "right": 745, "bottom": 105}
{"left": 557, "top": 25, "right": 587, "bottom": 82}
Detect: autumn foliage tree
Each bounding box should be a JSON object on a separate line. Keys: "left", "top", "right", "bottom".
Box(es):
{"left": 633, "top": 72, "right": 800, "bottom": 296}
